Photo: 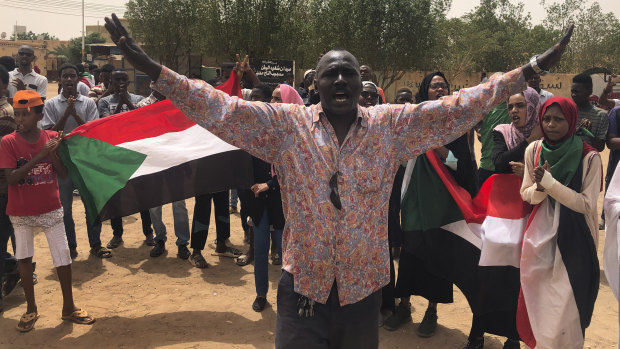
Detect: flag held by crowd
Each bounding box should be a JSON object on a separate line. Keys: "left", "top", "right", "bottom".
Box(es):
{"left": 401, "top": 151, "right": 531, "bottom": 339}
{"left": 58, "top": 80, "right": 253, "bottom": 223}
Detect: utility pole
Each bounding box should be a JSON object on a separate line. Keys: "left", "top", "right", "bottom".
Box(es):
{"left": 81, "top": 0, "right": 85, "bottom": 62}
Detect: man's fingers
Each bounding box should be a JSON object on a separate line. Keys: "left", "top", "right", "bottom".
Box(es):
{"left": 104, "top": 17, "right": 121, "bottom": 44}
{"left": 236, "top": 53, "right": 241, "bottom": 63}
{"left": 244, "top": 55, "right": 249, "bottom": 65}
{"left": 559, "top": 23, "right": 574, "bottom": 47}
{"left": 112, "top": 13, "right": 129, "bottom": 37}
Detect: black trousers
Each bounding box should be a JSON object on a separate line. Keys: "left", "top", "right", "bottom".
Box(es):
{"left": 0, "top": 193, "right": 15, "bottom": 300}
{"left": 111, "top": 211, "right": 153, "bottom": 237}
{"left": 190, "top": 191, "right": 230, "bottom": 250}
{"left": 276, "top": 271, "right": 381, "bottom": 349}
{"left": 380, "top": 247, "right": 396, "bottom": 312}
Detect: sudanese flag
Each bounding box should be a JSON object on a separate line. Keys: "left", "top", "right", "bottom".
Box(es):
{"left": 401, "top": 151, "right": 531, "bottom": 338}
{"left": 58, "top": 73, "right": 253, "bottom": 223}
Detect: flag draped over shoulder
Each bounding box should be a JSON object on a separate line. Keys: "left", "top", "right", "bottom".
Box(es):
{"left": 58, "top": 73, "right": 253, "bottom": 223}
{"left": 401, "top": 150, "right": 530, "bottom": 338}
{"left": 603, "top": 169, "right": 620, "bottom": 347}
{"left": 516, "top": 159, "right": 599, "bottom": 349}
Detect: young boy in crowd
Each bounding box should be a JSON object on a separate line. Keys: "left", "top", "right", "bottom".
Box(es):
{"left": 0, "top": 90, "right": 94, "bottom": 332}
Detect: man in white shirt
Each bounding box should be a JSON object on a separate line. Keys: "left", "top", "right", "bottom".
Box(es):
{"left": 527, "top": 72, "right": 554, "bottom": 104}
{"left": 7, "top": 45, "right": 47, "bottom": 104}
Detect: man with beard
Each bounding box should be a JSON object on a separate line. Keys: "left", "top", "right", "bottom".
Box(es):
{"left": 104, "top": 14, "right": 573, "bottom": 348}
{"left": 7, "top": 46, "right": 47, "bottom": 104}
{"left": 42, "top": 63, "right": 100, "bottom": 260}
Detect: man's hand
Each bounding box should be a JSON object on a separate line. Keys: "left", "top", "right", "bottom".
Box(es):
{"left": 12, "top": 78, "right": 26, "bottom": 91}
{"left": 235, "top": 54, "right": 250, "bottom": 80}
{"left": 66, "top": 96, "right": 77, "bottom": 116}
{"left": 524, "top": 24, "right": 574, "bottom": 80}
{"left": 251, "top": 183, "right": 269, "bottom": 197}
{"left": 104, "top": 13, "right": 161, "bottom": 81}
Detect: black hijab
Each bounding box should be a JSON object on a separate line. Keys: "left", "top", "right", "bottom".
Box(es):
{"left": 416, "top": 71, "right": 450, "bottom": 103}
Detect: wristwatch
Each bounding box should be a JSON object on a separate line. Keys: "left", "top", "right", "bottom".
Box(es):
{"left": 529, "top": 55, "right": 546, "bottom": 74}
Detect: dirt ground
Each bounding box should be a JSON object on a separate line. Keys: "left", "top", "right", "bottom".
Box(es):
{"left": 0, "top": 83, "right": 617, "bottom": 348}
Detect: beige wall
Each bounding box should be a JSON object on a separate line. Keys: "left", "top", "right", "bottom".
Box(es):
{"left": 383, "top": 71, "right": 575, "bottom": 103}
{"left": 0, "top": 39, "right": 69, "bottom": 77}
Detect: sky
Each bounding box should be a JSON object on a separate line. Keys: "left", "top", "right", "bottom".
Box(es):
{"left": 0, "top": 0, "right": 619, "bottom": 41}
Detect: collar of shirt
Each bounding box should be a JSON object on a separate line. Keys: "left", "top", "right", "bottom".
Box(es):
{"left": 12, "top": 68, "right": 37, "bottom": 78}
{"left": 59, "top": 93, "right": 87, "bottom": 103}
{"left": 312, "top": 104, "right": 369, "bottom": 129}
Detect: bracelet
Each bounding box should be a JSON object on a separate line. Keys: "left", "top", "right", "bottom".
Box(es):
{"left": 529, "top": 55, "right": 544, "bottom": 74}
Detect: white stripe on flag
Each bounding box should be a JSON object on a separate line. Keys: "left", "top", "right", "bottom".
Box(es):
{"left": 520, "top": 200, "right": 583, "bottom": 349}
{"left": 479, "top": 216, "right": 529, "bottom": 268}
{"left": 441, "top": 220, "right": 482, "bottom": 250}
{"left": 118, "top": 125, "right": 239, "bottom": 179}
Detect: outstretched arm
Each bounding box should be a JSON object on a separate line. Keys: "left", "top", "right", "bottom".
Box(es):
{"left": 392, "top": 24, "right": 574, "bottom": 160}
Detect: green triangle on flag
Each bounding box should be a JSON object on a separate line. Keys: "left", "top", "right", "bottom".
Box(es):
{"left": 401, "top": 154, "right": 464, "bottom": 231}
{"left": 59, "top": 135, "right": 147, "bottom": 223}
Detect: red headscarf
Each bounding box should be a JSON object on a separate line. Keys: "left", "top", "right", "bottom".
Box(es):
{"left": 538, "top": 96, "right": 595, "bottom": 157}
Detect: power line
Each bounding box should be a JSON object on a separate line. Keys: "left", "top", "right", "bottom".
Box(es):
{"left": 0, "top": 3, "right": 111, "bottom": 18}
{"left": 32, "top": 0, "right": 126, "bottom": 12}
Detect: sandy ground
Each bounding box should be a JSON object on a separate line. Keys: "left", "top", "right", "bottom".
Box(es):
{"left": 0, "top": 83, "right": 617, "bottom": 348}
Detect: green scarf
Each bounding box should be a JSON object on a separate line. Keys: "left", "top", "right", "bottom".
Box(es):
{"left": 538, "top": 135, "right": 583, "bottom": 187}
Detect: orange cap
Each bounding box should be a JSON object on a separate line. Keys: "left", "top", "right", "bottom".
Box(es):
{"left": 13, "top": 90, "right": 44, "bottom": 111}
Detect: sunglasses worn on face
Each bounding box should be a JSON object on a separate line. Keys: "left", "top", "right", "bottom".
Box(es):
{"left": 329, "top": 171, "right": 342, "bottom": 210}
{"left": 18, "top": 52, "right": 33, "bottom": 57}
{"left": 361, "top": 91, "right": 378, "bottom": 99}
{"left": 430, "top": 83, "right": 448, "bottom": 90}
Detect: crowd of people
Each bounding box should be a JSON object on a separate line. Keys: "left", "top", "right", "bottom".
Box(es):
{"left": 0, "top": 19, "right": 616, "bottom": 348}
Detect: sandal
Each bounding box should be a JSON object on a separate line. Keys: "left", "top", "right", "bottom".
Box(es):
{"left": 16, "top": 312, "right": 39, "bottom": 332}
{"left": 189, "top": 253, "right": 208, "bottom": 269}
{"left": 90, "top": 246, "right": 112, "bottom": 258}
{"left": 61, "top": 309, "right": 95, "bottom": 325}
{"left": 236, "top": 253, "right": 254, "bottom": 266}
{"left": 211, "top": 246, "right": 243, "bottom": 258}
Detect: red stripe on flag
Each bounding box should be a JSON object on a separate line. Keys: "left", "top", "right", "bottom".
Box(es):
{"left": 426, "top": 151, "right": 531, "bottom": 224}
{"left": 64, "top": 100, "right": 195, "bottom": 145}
{"left": 516, "top": 204, "right": 540, "bottom": 349}
{"left": 64, "top": 71, "right": 243, "bottom": 145}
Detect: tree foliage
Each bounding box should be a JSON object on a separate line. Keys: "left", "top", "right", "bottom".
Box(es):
{"left": 124, "top": 0, "right": 620, "bottom": 87}
{"left": 10, "top": 31, "right": 58, "bottom": 41}
{"left": 49, "top": 33, "right": 107, "bottom": 64}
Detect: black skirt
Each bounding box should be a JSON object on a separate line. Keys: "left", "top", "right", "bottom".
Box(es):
{"left": 394, "top": 248, "right": 453, "bottom": 304}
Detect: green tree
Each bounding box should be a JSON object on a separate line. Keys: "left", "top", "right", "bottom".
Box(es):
{"left": 543, "top": 0, "right": 620, "bottom": 72}
{"left": 10, "top": 31, "right": 59, "bottom": 40}
{"left": 127, "top": 0, "right": 209, "bottom": 72}
{"left": 49, "top": 33, "right": 107, "bottom": 64}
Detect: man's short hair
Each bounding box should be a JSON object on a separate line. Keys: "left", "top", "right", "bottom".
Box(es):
{"left": 396, "top": 87, "right": 412, "bottom": 94}
{"left": 0, "top": 56, "right": 15, "bottom": 72}
{"left": 77, "top": 63, "right": 85, "bottom": 74}
{"left": 59, "top": 63, "right": 79, "bottom": 76}
{"left": 253, "top": 84, "right": 274, "bottom": 98}
{"left": 0, "top": 65, "right": 8, "bottom": 85}
{"left": 89, "top": 63, "right": 98, "bottom": 70}
{"left": 573, "top": 73, "right": 593, "bottom": 90}
{"left": 101, "top": 64, "right": 115, "bottom": 73}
